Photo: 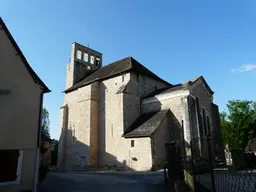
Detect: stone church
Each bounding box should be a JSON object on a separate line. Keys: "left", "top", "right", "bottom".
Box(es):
{"left": 58, "top": 42, "right": 222, "bottom": 171}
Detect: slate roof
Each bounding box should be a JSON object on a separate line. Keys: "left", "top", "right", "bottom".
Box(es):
{"left": 143, "top": 76, "right": 214, "bottom": 99}
{"left": 143, "top": 83, "right": 188, "bottom": 98}
{"left": 0, "top": 17, "right": 50, "bottom": 93}
{"left": 123, "top": 109, "right": 170, "bottom": 138}
{"left": 65, "top": 57, "right": 171, "bottom": 93}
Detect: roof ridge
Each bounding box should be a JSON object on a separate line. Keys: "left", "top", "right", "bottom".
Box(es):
{"left": 65, "top": 56, "right": 171, "bottom": 93}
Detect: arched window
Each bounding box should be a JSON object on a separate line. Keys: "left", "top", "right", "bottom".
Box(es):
{"left": 202, "top": 108, "right": 207, "bottom": 136}
{"left": 196, "top": 97, "right": 203, "bottom": 139}
{"left": 90, "top": 55, "right": 95, "bottom": 64}
{"left": 207, "top": 116, "right": 211, "bottom": 135}
{"left": 83, "top": 52, "right": 89, "bottom": 62}
{"left": 76, "top": 49, "right": 82, "bottom": 60}
{"left": 96, "top": 56, "right": 101, "bottom": 66}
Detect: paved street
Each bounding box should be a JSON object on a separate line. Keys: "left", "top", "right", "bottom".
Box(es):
{"left": 39, "top": 171, "right": 167, "bottom": 192}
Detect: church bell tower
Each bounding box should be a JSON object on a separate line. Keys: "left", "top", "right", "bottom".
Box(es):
{"left": 66, "top": 42, "right": 102, "bottom": 89}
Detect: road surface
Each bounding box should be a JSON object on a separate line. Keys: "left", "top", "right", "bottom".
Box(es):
{"left": 39, "top": 171, "right": 167, "bottom": 192}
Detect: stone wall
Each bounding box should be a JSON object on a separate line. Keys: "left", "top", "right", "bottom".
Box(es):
{"left": 125, "top": 137, "right": 152, "bottom": 171}
{"left": 60, "top": 71, "right": 173, "bottom": 171}
{"left": 98, "top": 74, "right": 126, "bottom": 167}
{"left": 142, "top": 89, "right": 189, "bottom": 124}
{"left": 99, "top": 72, "right": 169, "bottom": 170}
{"left": 142, "top": 89, "right": 190, "bottom": 156}
{"left": 59, "top": 85, "right": 92, "bottom": 171}
{"left": 189, "top": 79, "right": 217, "bottom": 157}
{"left": 189, "top": 79, "right": 213, "bottom": 134}
{"left": 138, "top": 74, "right": 169, "bottom": 98}
{"left": 123, "top": 73, "right": 140, "bottom": 131}
{"left": 90, "top": 82, "right": 100, "bottom": 169}
{"left": 151, "top": 115, "right": 170, "bottom": 169}
{"left": 65, "top": 43, "right": 102, "bottom": 89}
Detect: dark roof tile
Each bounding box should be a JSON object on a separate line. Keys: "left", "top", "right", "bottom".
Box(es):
{"left": 143, "top": 76, "right": 214, "bottom": 99}
{"left": 143, "top": 83, "right": 188, "bottom": 98}
{"left": 123, "top": 109, "right": 169, "bottom": 138}
{"left": 65, "top": 57, "right": 171, "bottom": 93}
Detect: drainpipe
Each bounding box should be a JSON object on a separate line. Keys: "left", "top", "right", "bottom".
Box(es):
{"left": 33, "top": 91, "right": 43, "bottom": 192}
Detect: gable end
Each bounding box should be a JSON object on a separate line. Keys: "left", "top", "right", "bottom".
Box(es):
{"left": 0, "top": 17, "right": 50, "bottom": 93}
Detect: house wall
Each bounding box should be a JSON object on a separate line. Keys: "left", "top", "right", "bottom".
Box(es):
{"left": 98, "top": 74, "right": 126, "bottom": 167}
{"left": 142, "top": 89, "right": 190, "bottom": 156}
{"left": 99, "top": 72, "right": 168, "bottom": 169}
{"left": 189, "top": 79, "right": 213, "bottom": 134}
{"left": 151, "top": 115, "right": 170, "bottom": 169}
{"left": 60, "top": 70, "right": 169, "bottom": 171}
{"left": 125, "top": 137, "right": 152, "bottom": 171}
{"left": 138, "top": 74, "right": 169, "bottom": 98}
{"left": 189, "top": 79, "right": 217, "bottom": 157}
{"left": 59, "top": 85, "right": 92, "bottom": 171}
{"left": 0, "top": 24, "right": 43, "bottom": 191}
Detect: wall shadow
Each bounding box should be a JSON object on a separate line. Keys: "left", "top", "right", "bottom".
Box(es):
{"left": 58, "top": 89, "right": 217, "bottom": 173}
{"left": 59, "top": 130, "right": 133, "bottom": 171}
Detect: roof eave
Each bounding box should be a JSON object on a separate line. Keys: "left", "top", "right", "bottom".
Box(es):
{"left": 123, "top": 135, "right": 151, "bottom": 139}
{"left": 0, "top": 17, "right": 51, "bottom": 94}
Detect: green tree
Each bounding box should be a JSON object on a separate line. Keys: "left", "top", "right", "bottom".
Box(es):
{"left": 39, "top": 107, "right": 51, "bottom": 183}
{"left": 51, "top": 142, "right": 59, "bottom": 166}
{"left": 220, "top": 100, "right": 256, "bottom": 150}
{"left": 41, "top": 107, "right": 50, "bottom": 136}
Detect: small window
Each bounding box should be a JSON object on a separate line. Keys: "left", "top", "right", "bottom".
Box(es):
{"left": 122, "top": 75, "right": 125, "bottom": 82}
{"left": 111, "top": 123, "right": 114, "bottom": 138}
{"left": 83, "top": 53, "right": 89, "bottom": 62}
{"left": 96, "top": 57, "right": 100, "bottom": 66}
{"left": 131, "top": 140, "right": 135, "bottom": 147}
{"left": 0, "top": 150, "right": 21, "bottom": 182}
{"left": 90, "top": 56, "right": 95, "bottom": 64}
{"left": 76, "top": 50, "right": 82, "bottom": 60}
{"left": 202, "top": 108, "right": 207, "bottom": 136}
{"left": 72, "top": 129, "right": 76, "bottom": 143}
{"left": 207, "top": 116, "right": 211, "bottom": 135}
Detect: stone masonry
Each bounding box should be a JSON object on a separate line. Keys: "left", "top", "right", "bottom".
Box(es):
{"left": 58, "top": 43, "right": 222, "bottom": 172}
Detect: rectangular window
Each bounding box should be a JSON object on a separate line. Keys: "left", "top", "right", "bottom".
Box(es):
{"left": 72, "top": 129, "right": 76, "bottom": 143}
{"left": 0, "top": 150, "right": 20, "bottom": 183}
{"left": 131, "top": 140, "right": 135, "bottom": 147}
{"left": 76, "top": 50, "right": 82, "bottom": 60}
{"left": 83, "top": 53, "right": 89, "bottom": 62}
{"left": 122, "top": 75, "right": 125, "bottom": 82}
{"left": 90, "top": 55, "right": 95, "bottom": 64}
{"left": 111, "top": 123, "right": 114, "bottom": 138}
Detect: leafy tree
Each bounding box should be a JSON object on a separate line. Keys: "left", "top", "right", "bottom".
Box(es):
{"left": 220, "top": 100, "right": 256, "bottom": 150}
{"left": 39, "top": 107, "right": 51, "bottom": 183}
{"left": 41, "top": 107, "right": 50, "bottom": 136}
{"left": 51, "top": 141, "right": 59, "bottom": 166}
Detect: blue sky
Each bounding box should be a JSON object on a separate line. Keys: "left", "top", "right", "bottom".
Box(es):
{"left": 1, "top": 0, "right": 256, "bottom": 139}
